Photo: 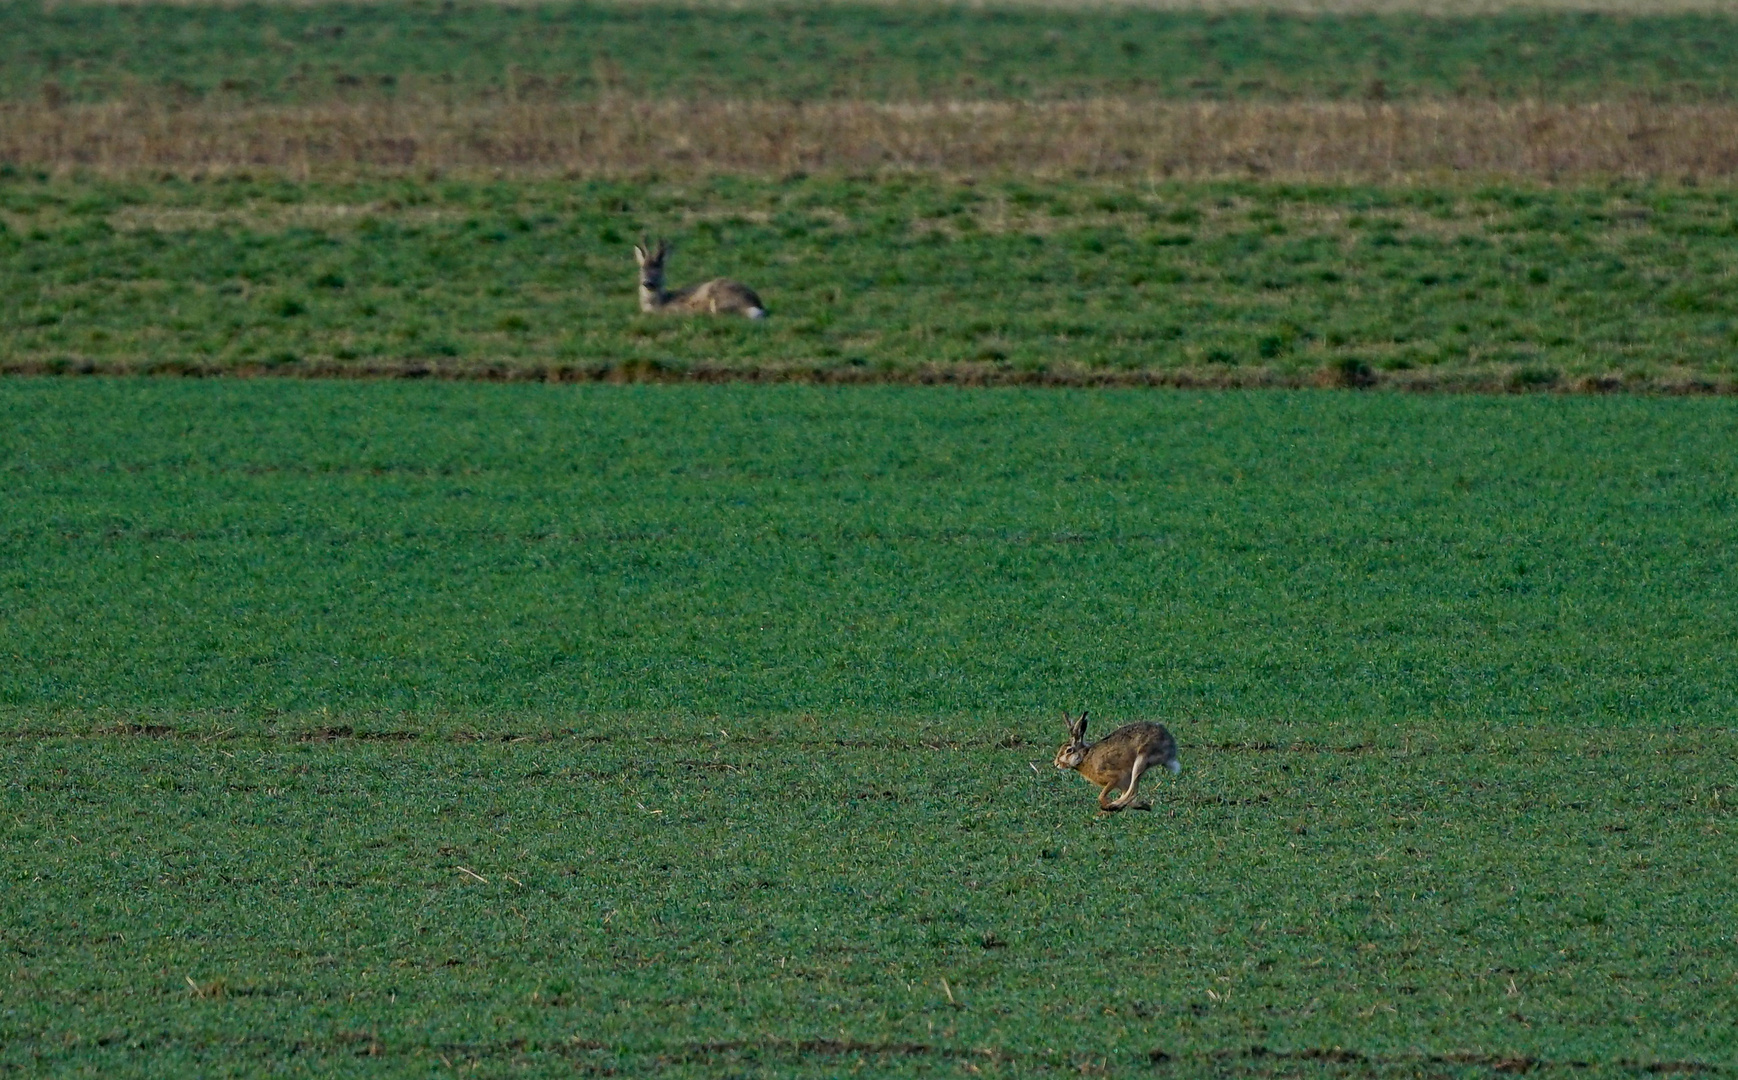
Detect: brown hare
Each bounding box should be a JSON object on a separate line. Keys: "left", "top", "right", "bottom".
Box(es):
{"left": 633, "top": 238, "right": 767, "bottom": 318}
{"left": 1053, "top": 710, "right": 1180, "bottom": 813}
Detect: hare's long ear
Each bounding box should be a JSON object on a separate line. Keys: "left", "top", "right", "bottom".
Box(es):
{"left": 1066, "top": 710, "right": 1088, "bottom": 740}
{"left": 633, "top": 241, "right": 648, "bottom": 262}
{"left": 657, "top": 238, "right": 672, "bottom": 258}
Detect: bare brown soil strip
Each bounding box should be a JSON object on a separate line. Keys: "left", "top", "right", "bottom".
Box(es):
{"left": 5, "top": 357, "right": 1734, "bottom": 395}
{"left": 0, "top": 1025, "right": 1710, "bottom": 1073}
{"left": 674, "top": 1038, "right": 1721, "bottom": 1073}
{"left": 5, "top": 98, "right": 1738, "bottom": 181}
{"left": 661, "top": 1038, "right": 1717, "bottom": 1073}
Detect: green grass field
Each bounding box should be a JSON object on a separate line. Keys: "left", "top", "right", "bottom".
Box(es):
{"left": 5, "top": 174, "right": 1737, "bottom": 387}
{"left": 3, "top": 381, "right": 1735, "bottom": 1075}
{"left": 5, "top": 1, "right": 1738, "bottom": 1071}
{"left": 6, "top": 1, "right": 1737, "bottom": 105}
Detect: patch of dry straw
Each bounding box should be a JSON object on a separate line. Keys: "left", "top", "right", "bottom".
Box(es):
{"left": 5, "top": 98, "right": 1738, "bottom": 181}
{"left": 7, "top": 354, "right": 1734, "bottom": 396}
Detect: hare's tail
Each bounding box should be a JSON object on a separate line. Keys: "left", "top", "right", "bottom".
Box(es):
{"left": 746, "top": 306, "right": 768, "bottom": 319}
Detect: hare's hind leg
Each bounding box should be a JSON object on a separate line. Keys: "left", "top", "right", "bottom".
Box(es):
{"left": 1106, "top": 755, "right": 1154, "bottom": 812}
{"left": 1097, "top": 765, "right": 1145, "bottom": 812}
{"left": 1097, "top": 782, "right": 1122, "bottom": 812}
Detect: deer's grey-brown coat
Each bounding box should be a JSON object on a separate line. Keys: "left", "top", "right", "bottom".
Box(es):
{"left": 634, "top": 239, "right": 766, "bottom": 318}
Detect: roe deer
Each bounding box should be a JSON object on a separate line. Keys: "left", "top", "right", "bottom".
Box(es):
{"left": 633, "top": 238, "right": 767, "bottom": 319}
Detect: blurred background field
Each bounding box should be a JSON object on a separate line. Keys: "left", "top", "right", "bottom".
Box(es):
{"left": 3, "top": 0, "right": 1738, "bottom": 388}
{"left": 8, "top": 2, "right": 1738, "bottom": 105}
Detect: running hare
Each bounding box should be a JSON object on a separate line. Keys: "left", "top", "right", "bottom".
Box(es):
{"left": 633, "top": 238, "right": 767, "bottom": 318}
{"left": 1053, "top": 711, "right": 1180, "bottom": 813}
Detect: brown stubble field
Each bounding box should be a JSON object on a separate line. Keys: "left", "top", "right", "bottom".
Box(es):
{"left": 6, "top": 0, "right": 1738, "bottom": 184}
{"left": 5, "top": 98, "right": 1738, "bottom": 182}
{"left": 3, "top": 0, "right": 1738, "bottom": 390}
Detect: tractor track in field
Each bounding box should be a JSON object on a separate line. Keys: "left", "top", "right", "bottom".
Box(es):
{"left": 0, "top": 723, "right": 1454, "bottom": 756}
{"left": 5, "top": 723, "right": 1723, "bottom": 770}
{"left": 11, "top": 1029, "right": 1714, "bottom": 1075}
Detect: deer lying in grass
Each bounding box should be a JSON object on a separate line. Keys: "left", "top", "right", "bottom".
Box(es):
{"left": 633, "top": 238, "right": 767, "bottom": 319}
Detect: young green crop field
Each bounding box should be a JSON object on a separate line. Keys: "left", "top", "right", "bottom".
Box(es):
{"left": 3, "top": 381, "right": 1735, "bottom": 1075}
{"left": 5, "top": 173, "right": 1738, "bottom": 388}
{"left": 5, "top": 1, "right": 1737, "bottom": 105}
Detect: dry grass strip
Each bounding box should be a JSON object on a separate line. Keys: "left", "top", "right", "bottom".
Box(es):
{"left": 6, "top": 355, "right": 1734, "bottom": 395}
{"left": 5, "top": 98, "right": 1738, "bottom": 181}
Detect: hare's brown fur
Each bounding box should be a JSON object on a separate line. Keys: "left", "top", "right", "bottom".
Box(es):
{"left": 1053, "top": 711, "right": 1180, "bottom": 812}
{"left": 634, "top": 238, "right": 766, "bottom": 318}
